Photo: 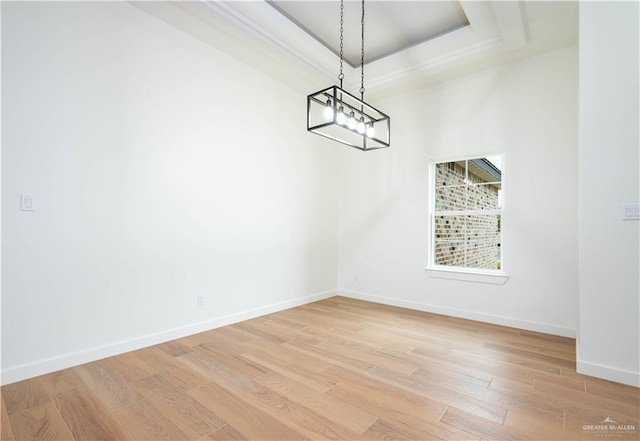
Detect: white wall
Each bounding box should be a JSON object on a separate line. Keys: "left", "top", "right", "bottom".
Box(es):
{"left": 578, "top": 2, "right": 639, "bottom": 387}
{"left": 338, "top": 47, "right": 579, "bottom": 337}
{"left": 1, "top": 2, "right": 338, "bottom": 383}
{"left": 6, "top": 1, "right": 635, "bottom": 388}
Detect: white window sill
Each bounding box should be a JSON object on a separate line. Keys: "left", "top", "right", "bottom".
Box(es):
{"left": 426, "top": 266, "right": 509, "bottom": 285}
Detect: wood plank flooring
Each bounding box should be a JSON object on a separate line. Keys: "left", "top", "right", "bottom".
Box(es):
{"left": 2, "top": 297, "right": 639, "bottom": 440}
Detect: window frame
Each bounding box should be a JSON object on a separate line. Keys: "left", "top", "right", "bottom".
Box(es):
{"left": 426, "top": 154, "right": 509, "bottom": 284}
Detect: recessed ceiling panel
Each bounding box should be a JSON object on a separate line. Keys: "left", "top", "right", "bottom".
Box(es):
{"left": 268, "top": 1, "right": 469, "bottom": 67}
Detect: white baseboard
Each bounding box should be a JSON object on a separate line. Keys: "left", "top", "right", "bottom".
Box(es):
{"left": 1, "top": 290, "right": 336, "bottom": 386}
{"left": 577, "top": 360, "right": 640, "bottom": 387}
{"left": 339, "top": 289, "right": 577, "bottom": 338}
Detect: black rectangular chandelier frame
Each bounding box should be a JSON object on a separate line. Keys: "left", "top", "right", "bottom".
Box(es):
{"left": 307, "top": 85, "right": 391, "bottom": 151}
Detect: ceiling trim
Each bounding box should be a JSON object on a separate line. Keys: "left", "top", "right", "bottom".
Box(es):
{"left": 131, "top": 1, "right": 575, "bottom": 96}
{"left": 194, "top": 0, "right": 530, "bottom": 91}
{"left": 202, "top": 0, "right": 337, "bottom": 81}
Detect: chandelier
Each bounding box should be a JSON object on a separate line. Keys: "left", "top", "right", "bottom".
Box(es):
{"left": 307, "top": 0, "right": 390, "bottom": 151}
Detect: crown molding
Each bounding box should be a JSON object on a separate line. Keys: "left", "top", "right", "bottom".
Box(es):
{"left": 131, "top": 0, "right": 543, "bottom": 94}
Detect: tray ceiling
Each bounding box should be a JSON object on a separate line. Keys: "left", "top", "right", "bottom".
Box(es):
{"left": 268, "top": 1, "right": 470, "bottom": 66}
{"left": 132, "top": 1, "right": 578, "bottom": 95}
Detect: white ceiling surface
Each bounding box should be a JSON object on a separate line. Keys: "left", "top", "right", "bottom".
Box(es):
{"left": 268, "top": 1, "right": 470, "bottom": 66}
{"left": 131, "top": 1, "right": 578, "bottom": 96}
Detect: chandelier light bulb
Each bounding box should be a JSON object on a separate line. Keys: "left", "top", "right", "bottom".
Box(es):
{"left": 336, "top": 107, "right": 346, "bottom": 125}
{"left": 357, "top": 117, "right": 366, "bottom": 134}
{"left": 323, "top": 99, "right": 334, "bottom": 120}
{"left": 348, "top": 110, "right": 357, "bottom": 130}
{"left": 366, "top": 123, "right": 375, "bottom": 138}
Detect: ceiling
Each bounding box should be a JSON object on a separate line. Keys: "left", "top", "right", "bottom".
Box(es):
{"left": 132, "top": 1, "right": 578, "bottom": 96}
{"left": 268, "top": 1, "right": 470, "bottom": 66}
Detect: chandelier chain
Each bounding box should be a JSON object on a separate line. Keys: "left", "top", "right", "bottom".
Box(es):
{"left": 338, "top": 0, "right": 344, "bottom": 87}
{"left": 360, "top": 0, "right": 365, "bottom": 98}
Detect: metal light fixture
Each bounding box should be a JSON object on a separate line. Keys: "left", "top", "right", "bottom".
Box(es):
{"left": 307, "top": 0, "right": 390, "bottom": 151}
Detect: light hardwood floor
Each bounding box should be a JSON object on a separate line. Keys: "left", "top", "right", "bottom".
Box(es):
{"left": 2, "top": 297, "right": 639, "bottom": 440}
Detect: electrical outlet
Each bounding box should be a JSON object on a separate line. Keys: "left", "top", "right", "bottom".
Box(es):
{"left": 622, "top": 203, "right": 640, "bottom": 220}
{"left": 197, "top": 295, "right": 204, "bottom": 307}
{"left": 20, "top": 194, "right": 35, "bottom": 211}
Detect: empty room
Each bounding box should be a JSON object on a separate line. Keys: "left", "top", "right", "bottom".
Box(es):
{"left": 1, "top": 1, "right": 639, "bottom": 440}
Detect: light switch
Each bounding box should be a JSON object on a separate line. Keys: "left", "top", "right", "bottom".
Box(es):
{"left": 621, "top": 203, "right": 639, "bottom": 220}
{"left": 20, "top": 194, "right": 35, "bottom": 211}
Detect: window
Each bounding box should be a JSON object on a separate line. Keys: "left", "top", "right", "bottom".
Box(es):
{"left": 429, "top": 155, "right": 504, "bottom": 276}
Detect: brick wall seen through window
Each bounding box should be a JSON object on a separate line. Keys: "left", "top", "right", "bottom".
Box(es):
{"left": 431, "top": 156, "right": 502, "bottom": 271}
